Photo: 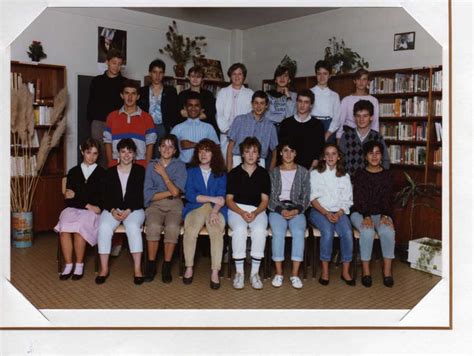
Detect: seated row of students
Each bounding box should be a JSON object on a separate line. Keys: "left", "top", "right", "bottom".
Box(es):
{"left": 55, "top": 132, "right": 395, "bottom": 290}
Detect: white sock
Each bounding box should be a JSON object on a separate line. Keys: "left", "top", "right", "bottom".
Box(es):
{"left": 62, "top": 263, "right": 73, "bottom": 275}
{"left": 235, "top": 259, "right": 244, "bottom": 274}
{"left": 73, "top": 263, "right": 84, "bottom": 275}
{"left": 250, "top": 258, "right": 261, "bottom": 276}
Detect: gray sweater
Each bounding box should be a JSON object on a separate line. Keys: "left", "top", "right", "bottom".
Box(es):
{"left": 268, "top": 165, "right": 310, "bottom": 214}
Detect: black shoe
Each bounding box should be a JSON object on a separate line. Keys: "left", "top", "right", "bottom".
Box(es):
{"left": 95, "top": 274, "right": 108, "bottom": 285}
{"left": 210, "top": 280, "right": 221, "bottom": 290}
{"left": 71, "top": 273, "right": 83, "bottom": 281}
{"left": 182, "top": 275, "right": 193, "bottom": 285}
{"left": 340, "top": 275, "right": 356, "bottom": 286}
{"left": 144, "top": 260, "right": 157, "bottom": 282}
{"left": 59, "top": 272, "right": 73, "bottom": 281}
{"left": 383, "top": 276, "right": 394, "bottom": 287}
{"left": 361, "top": 275, "right": 372, "bottom": 288}
{"left": 318, "top": 277, "right": 329, "bottom": 286}
{"left": 162, "top": 261, "right": 172, "bottom": 283}
{"left": 134, "top": 276, "right": 144, "bottom": 285}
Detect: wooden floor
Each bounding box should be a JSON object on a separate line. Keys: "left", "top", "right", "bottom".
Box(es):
{"left": 10, "top": 232, "right": 441, "bottom": 310}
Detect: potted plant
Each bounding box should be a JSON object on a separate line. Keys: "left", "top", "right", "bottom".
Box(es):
{"left": 394, "top": 172, "right": 442, "bottom": 273}
{"left": 323, "top": 37, "right": 369, "bottom": 74}
{"left": 10, "top": 84, "right": 67, "bottom": 247}
{"left": 27, "top": 41, "right": 47, "bottom": 62}
{"left": 159, "top": 20, "right": 206, "bottom": 77}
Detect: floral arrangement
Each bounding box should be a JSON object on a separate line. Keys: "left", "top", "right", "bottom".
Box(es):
{"left": 27, "top": 41, "right": 47, "bottom": 62}
{"left": 324, "top": 37, "right": 368, "bottom": 74}
{"left": 159, "top": 20, "right": 206, "bottom": 65}
{"left": 11, "top": 84, "right": 67, "bottom": 212}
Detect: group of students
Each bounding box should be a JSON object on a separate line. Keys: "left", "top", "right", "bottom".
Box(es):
{"left": 54, "top": 49, "right": 396, "bottom": 290}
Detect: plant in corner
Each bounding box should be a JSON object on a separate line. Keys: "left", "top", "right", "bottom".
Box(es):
{"left": 159, "top": 20, "right": 206, "bottom": 77}
{"left": 323, "top": 37, "right": 368, "bottom": 74}
{"left": 10, "top": 84, "right": 68, "bottom": 247}
{"left": 27, "top": 41, "right": 47, "bottom": 62}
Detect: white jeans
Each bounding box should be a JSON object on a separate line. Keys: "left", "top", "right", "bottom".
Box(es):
{"left": 98, "top": 209, "right": 145, "bottom": 254}
{"left": 228, "top": 203, "right": 268, "bottom": 259}
{"left": 232, "top": 155, "right": 266, "bottom": 168}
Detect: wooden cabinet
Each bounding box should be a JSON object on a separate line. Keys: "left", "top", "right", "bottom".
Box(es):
{"left": 11, "top": 61, "right": 67, "bottom": 231}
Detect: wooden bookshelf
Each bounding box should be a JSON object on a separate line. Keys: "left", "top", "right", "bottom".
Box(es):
{"left": 11, "top": 61, "right": 67, "bottom": 232}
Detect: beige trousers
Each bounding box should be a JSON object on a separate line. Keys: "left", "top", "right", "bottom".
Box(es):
{"left": 183, "top": 203, "right": 225, "bottom": 270}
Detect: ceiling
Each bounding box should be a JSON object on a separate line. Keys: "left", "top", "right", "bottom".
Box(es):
{"left": 125, "top": 7, "right": 337, "bottom": 30}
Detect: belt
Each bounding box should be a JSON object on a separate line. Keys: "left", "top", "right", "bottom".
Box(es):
{"left": 315, "top": 116, "right": 332, "bottom": 120}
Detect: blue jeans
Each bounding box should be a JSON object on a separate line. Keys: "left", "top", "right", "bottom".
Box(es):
{"left": 309, "top": 209, "right": 353, "bottom": 262}
{"left": 350, "top": 212, "right": 396, "bottom": 261}
{"left": 269, "top": 212, "right": 306, "bottom": 262}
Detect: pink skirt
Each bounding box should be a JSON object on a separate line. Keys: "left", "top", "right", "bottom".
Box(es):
{"left": 54, "top": 207, "right": 100, "bottom": 246}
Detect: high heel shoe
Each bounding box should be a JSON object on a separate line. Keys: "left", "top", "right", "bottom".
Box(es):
{"left": 383, "top": 276, "right": 394, "bottom": 287}
{"left": 340, "top": 275, "right": 356, "bottom": 286}
{"left": 134, "top": 276, "right": 144, "bottom": 285}
{"left": 318, "top": 277, "right": 329, "bottom": 286}
{"left": 59, "top": 271, "right": 73, "bottom": 281}
{"left": 95, "top": 274, "right": 109, "bottom": 285}
{"left": 71, "top": 273, "right": 83, "bottom": 281}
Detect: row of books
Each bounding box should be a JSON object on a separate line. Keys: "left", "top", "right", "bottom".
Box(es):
{"left": 388, "top": 145, "right": 426, "bottom": 165}
{"left": 369, "top": 72, "right": 442, "bottom": 94}
{"left": 11, "top": 130, "right": 40, "bottom": 149}
{"left": 432, "top": 70, "right": 442, "bottom": 91}
{"left": 11, "top": 72, "right": 53, "bottom": 105}
{"left": 11, "top": 156, "right": 38, "bottom": 177}
{"left": 34, "top": 106, "right": 53, "bottom": 125}
{"left": 433, "top": 147, "right": 442, "bottom": 166}
{"left": 434, "top": 122, "right": 443, "bottom": 142}
{"left": 433, "top": 99, "right": 442, "bottom": 116}
{"left": 379, "top": 98, "right": 442, "bottom": 117}
{"left": 381, "top": 122, "right": 427, "bottom": 141}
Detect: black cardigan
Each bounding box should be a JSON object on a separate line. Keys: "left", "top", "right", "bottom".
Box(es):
{"left": 87, "top": 71, "right": 127, "bottom": 122}
{"left": 101, "top": 164, "right": 145, "bottom": 212}
{"left": 138, "top": 85, "right": 179, "bottom": 133}
{"left": 65, "top": 165, "right": 106, "bottom": 209}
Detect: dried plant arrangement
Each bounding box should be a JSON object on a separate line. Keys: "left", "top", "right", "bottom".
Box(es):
{"left": 10, "top": 84, "right": 68, "bottom": 212}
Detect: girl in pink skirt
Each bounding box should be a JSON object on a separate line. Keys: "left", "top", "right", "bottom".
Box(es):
{"left": 54, "top": 138, "right": 105, "bottom": 280}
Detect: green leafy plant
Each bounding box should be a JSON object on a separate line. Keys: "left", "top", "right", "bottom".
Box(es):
{"left": 279, "top": 55, "right": 297, "bottom": 79}
{"left": 27, "top": 41, "right": 47, "bottom": 62}
{"left": 395, "top": 172, "right": 441, "bottom": 241}
{"left": 416, "top": 239, "right": 441, "bottom": 272}
{"left": 159, "top": 20, "right": 206, "bottom": 65}
{"left": 323, "top": 37, "right": 368, "bottom": 74}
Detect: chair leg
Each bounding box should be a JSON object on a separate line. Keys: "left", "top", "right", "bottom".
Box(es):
{"left": 312, "top": 235, "right": 319, "bottom": 279}
{"left": 227, "top": 235, "right": 233, "bottom": 279}
{"left": 352, "top": 238, "right": 359, "bottom": 280}
{"left": 94, "top": 245, "right": 99, "bottom": 273}
{"left": 57, "top": 235, "right": 62, "bottom": 273}
{"left": 303, "top": 236, "right": 308, "bottom": 280}
{"left": 263, "top": 235, "right": 272, "bottom": 279}
{"left": 178, "top": 234, "right": 184, "bottom": 277}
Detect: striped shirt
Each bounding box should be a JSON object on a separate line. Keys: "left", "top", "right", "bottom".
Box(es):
{"left": 171, "top": 118, "right": 220, "bottom": 163}
{"left": 103, "top": 106, "right": 157, "bottom": 166}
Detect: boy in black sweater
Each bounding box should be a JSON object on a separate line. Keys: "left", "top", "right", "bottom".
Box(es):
{"left": 87, "top": 49, "right": 127, "bottom": 167}
{"left": 278, "top": 89, "right": 325, "bottom": 170}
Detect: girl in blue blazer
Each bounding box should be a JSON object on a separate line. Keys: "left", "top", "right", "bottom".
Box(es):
{"left": 182, "top": 139, "right": 227, "bottom": 289}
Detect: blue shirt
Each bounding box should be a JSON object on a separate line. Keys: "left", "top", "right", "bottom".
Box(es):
{"left": 149, "top": 88, "right": 163, "bottom": 125}
{"left": 143, "top": 158, "right": 187, "bottom": 207}
{"left": 171, "top": 118, "right": 220, "bottom": 163}
{"left": 228, "top": 112, "right": 278, "bottom": 158}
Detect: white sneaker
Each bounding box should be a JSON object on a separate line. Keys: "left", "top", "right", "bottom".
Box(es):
{"left": 110, "top": 244, "right": 122, "bottom": 257}
{"left": 233, "top": 272, "right": 245, "bottom": 289}
{"left": 271, "top": 274, "right": 284, "bottom": 288}
{"left": 290, "top": 276, "right": 303, "bottom": 289}
{"left": 250, "top": 273, "right": 263, "bottom": 290}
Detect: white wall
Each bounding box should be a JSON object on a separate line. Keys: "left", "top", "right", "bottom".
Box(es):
{"left": 242, "top": 7, "right": 443, "bottom": 90}
{"left": 10, "top": 7, "right": 232, "bottom": 169}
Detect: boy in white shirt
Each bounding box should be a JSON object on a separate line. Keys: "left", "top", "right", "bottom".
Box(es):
{"left": 310, "top": 60, "right": 341, "bottom": 142}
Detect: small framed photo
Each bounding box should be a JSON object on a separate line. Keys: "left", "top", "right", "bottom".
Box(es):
{"left": 193, "top": 57, "right": 224, "bottom": 81}
{"left": 394, "top": 31, "right": 415, "bottom": 51}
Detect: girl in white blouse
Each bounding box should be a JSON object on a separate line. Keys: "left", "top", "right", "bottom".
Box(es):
{"left": 309, "top": 143, "right": 355, "bottom": 286}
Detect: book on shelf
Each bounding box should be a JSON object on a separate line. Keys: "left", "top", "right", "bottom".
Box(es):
{"left": 388, "top": 145, "right": 426, "bottom": 165}
{"left": 433, "top": 147, "right": 442, "bottom": 166}
{"left": 34, "top": 106, "right": 53, "bottom": 125}
{"left": 379, "top": 97, "right": 430, "bottom": 117}
{"left": 262, "top": 82, "right": 275, "bottom": 92}
{"left": 434, "top": 122, "right": 442, "bottom": 142}
{"left": 432, "top": 70, "right": 442, "bottom": 91}
{"left": 432, "top": 99, "right": 442, "bottom": 116}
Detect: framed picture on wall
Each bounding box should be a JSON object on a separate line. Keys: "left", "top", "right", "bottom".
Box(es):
{"left": 193, "top": 57, "right": 224, "bottom": 81}
{"left": 98, "top": 26, "right": 127, "bottom": 64}
{"left": 394, "top": 31, "right": 415, "bottom": 51}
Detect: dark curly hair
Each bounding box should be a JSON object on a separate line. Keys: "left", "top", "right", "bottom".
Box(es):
{"left": 316, "top": 143, "right": 346, "bottom": 177}
{"left": 189, "top": 139, "right": 226, "bottom": 176}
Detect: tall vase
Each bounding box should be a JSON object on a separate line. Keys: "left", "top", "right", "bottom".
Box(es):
{"left": 173, "top": 63, "right": 185, "bottom": 78}
{"left": 11, "top": 212, "right": 34, "bottom": 248}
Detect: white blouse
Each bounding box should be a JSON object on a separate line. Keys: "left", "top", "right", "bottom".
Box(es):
{"left": 310, "top": 167, "right": 353, "bottom": 214}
